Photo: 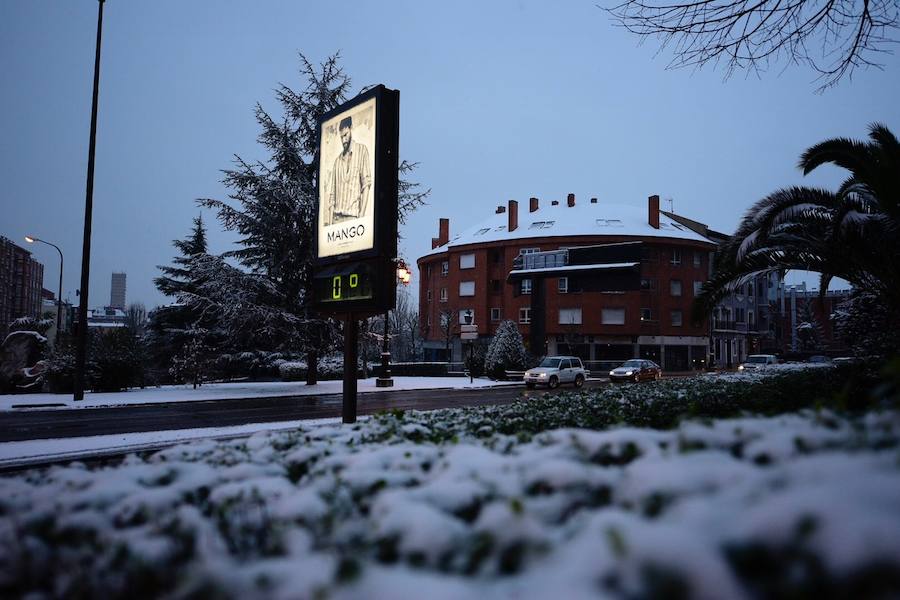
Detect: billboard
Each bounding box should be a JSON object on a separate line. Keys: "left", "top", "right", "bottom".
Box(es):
{"left": 317, "top": 97, "right": 377, "bottom": 258}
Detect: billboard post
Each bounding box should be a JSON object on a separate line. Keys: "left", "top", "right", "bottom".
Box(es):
{"left": 313, "top": 85, "right": 399, "bottom": 422}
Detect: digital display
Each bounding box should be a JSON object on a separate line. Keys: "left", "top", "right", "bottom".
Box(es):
{"left": 313, "top": 263, "right": 374, "bottom": 303}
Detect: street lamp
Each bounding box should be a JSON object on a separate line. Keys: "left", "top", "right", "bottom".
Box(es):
{"left": 24, "top": 236, "right": 64, "bottom": 335}
{"left": 376, "top": 260, "right": 412, "bottom": 388}
{"left": 464, "top": 309, "right": 474, "bottom": 384}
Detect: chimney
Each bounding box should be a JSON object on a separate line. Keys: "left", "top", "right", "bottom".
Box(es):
{"left": 529, "top": 197, "right": 539, "bottom": 213}
{"left": 567, "top": 193, "right": 575, "bottom": 207}
{"left": 648, "top": 195, "right": 660, "bottom": 229}
{"left": 508, "top": 200, "right": 518, "bottom": 232}
{"left": 590, "top": 197, "right": 598, "bottom": 204}
{"left": 495, "top": 206, "right": 506, "bottom": 214}
{"left": 431, "top": 217, "right": 450, "bottom": 248}
{"left": 551, "top": 200, "right": 559, "bottom": 206}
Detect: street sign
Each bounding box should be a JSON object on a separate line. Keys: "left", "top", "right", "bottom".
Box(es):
{"left": 461, "top": 332, "right": 478, "bottom": 340}
{"left": 460, "top": 324, "right": 478, "bottom": 333}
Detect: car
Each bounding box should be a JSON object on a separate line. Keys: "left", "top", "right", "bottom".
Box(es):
{"left": 738, "top": 354, "right": 778, "bottom": 371}
{"left": 807, "top": 355, "right": 832, "bottom": 364}
{"left": 524, "top": 356, "right": 589, "bottom": 389}
{"left": 609, "top": 359, "right": 662, "bottom": 383}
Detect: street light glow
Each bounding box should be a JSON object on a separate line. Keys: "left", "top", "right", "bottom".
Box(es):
{"left": 24, "top": 236, "right": 35, "bottom": 243}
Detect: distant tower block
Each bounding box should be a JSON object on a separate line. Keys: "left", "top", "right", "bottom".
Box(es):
{"left": 110, "top": 272, "right": 126, "bottom": 309}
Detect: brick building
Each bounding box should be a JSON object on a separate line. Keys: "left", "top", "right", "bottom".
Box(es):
{"left": 417, "top": 195, "right": 717, "bottom": 370}
{"left": 0, "top": 236, "right": 45, "bottom": 338}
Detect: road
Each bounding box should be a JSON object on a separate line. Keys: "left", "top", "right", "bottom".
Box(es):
{"left": 0, "top": 380, "right": 608, "bottom": 443}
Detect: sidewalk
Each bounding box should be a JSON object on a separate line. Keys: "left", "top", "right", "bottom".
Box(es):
{"left": 0, "top": 376, "right": 523, "bottom": 412}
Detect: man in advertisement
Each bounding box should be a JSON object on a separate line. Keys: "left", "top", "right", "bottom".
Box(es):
{"left": 324, "top": 116, "right": 371, "bottom": 227}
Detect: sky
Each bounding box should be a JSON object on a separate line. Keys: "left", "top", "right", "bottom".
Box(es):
{"left": 1, "top": 0, "right": 898, "bottom": 310}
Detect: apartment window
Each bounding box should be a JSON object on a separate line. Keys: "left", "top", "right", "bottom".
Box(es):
{"left": 521, "top": 279, "right": 532, "bottom": 295}
{"left": 460, "top": 253, "right": 475, "bottom": 269}
{"left": 441, "top": 261, "right": 449, "bottom": 276}
{"left": 519, "top": 307, "right": 532, "bottom": 324}
{"left": 426, "top": 289, "right": 432, "bottom": 301}
{"left": 693, "top": 281, "right": 703, "bottom": 297}
{"left": 490, "top": 279, "right": 502, "bottom": 294}
{"left": 459, "top": 281, "right": 475, "bottom": 297}
{"left": 490, "top": 249, "right": 503, "bottom": 264}
{"left": 558, "top": 308, "right": 582, "bottom": 325}
{"left": 601, "top": 308, "right": 626, "bottom": 325}
{"left": 490, "top": 308, "right": 502, "bottom": 322}
{"left": 670, "top": 279, "right": 682, "bottom": 297}
{"left": 670, "top": 249, "right": 682, "bottom": 266}
{"left": 425, "top": 264, "right": 432, "bottom": 278}
{"left": 736, "top": 307, "right": 746, "bottom": 323}
{"left": 640, "top": 308, "right": 653, "bottom": 321}
{"left": 519, "top": 247, "right": 540, "bottom": 255}
{"left": 749, "top": 310, "right": 755, "bottom": 327}
{"left": 558, "top": 277, "right": 568, "bottom": 294}
{"left": 693, "top": 252, "right": 702, "bottom": 268}
{"left": 439, "top": 287, "right": 448, "bottom": 302}
{"left": 641, "top": 278, "right": 657, "bottom": 291}
{"left": 671, "top": 310, "right": 683, "bottom": 327}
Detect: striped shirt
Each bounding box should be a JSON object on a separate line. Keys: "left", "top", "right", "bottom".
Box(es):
{"left": 326, "top": 142, "right": 371, "bottom": 226}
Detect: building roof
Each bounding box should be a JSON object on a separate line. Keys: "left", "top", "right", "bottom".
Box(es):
{"left": 421, "top": 201, "right": 716, "bottom": 259}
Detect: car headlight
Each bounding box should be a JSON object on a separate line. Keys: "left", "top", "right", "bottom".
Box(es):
{"left": 624, "top": 371, "right": 633, "bottom": 376}
{"left": 609, "top": 371, "right": 615, "bottom": 376}
{"left": 738, "top": 365, "right": 744, "bottom": 371}
{"left": 539, "top": 373, "right": 546, "bottom": 378}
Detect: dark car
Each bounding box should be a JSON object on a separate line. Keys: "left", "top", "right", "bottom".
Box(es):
{"left": 609, "top": 359, "right": 662, "bottom": 383}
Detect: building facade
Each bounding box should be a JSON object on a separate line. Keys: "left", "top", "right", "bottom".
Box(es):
{"left": 110, "top": 272, "right": 126, "bottom": 310}
{"left": 0, "top": 236, "right": 44, "bottom": 338}
{"left": 417, "top": 195, "right": 717, "bottom": 370}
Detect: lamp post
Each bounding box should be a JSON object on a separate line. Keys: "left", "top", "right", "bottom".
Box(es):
{"left": 25, "top": 236, "right": 64, "bottom": 336}
{"left": 464, "top": 309, "right": 474, "bottom": 384}
{"left": 376, "top": 261, "right": 412, "bottom": 388}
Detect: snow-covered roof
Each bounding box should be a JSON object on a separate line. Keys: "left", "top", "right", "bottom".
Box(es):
{"left": 421, "top": 201, "right": 715, "bottom": 259}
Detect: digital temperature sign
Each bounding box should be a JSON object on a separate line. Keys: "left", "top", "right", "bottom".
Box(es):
{"left": 313, "top": 262, "right": 375, "bottom": 304}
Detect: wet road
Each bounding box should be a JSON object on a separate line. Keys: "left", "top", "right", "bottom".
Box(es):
{"left": 0, "top": 380, "right": 608, "bottom": 442}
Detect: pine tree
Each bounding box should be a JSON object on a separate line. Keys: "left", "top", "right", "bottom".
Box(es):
{"left": 796, "top": 298, "right": 825, "bottom": 352}
{"left": 196, "top": 53, "right": 428, "bottom": 382}
{"left": 154, "top": 215, "right": 208, "bottom": 298}
{"left": 485, "top": 320, "right": 527, "bottom": 380}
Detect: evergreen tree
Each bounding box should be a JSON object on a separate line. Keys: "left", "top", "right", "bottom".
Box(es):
{"left": 484, "top": 320, "right": 527, "bottom": 380}
{"left": 154, "top": 215, "right": 208, "bottom": 298}
{"left": 195, "top": 53, "right": 428, "bottom": 382}
{"left": 796, "top": 298, "right": 824, "bottom": 352}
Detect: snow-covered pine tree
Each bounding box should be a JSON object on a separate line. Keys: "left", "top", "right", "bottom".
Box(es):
{"left": 196, "top": 53, "right": 428, "bottom": 384}
{"left": 484, "top": 320, "right": 527, "bottom": 380}
{"left": 154, "top": 214, "right": 208, "bottom": 298}
{"left": 796, "top": 298, "right": 825, "bottom": 351}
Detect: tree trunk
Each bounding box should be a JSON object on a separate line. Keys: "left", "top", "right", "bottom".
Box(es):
{"left": 306, "top": 350, "right": 318, "bottom": 385}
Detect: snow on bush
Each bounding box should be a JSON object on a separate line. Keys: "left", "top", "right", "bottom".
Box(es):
{"left": 1, "top": 374, "right": 899, "bottom": 598}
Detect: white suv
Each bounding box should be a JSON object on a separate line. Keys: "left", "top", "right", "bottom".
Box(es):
{"left": 524, "top": 356, "right": 589, "bottom": 389}
{"left": 738, "top": 354, "right": 778, "bottom": 371}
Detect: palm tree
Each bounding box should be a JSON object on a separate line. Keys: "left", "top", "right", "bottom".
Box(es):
{"left": 693, "top": 123, "right": 900, "bottom": 324}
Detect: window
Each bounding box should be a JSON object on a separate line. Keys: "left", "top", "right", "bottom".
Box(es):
{"left": 596, "top": 219, "right": 623, "bottom": 227}
{"left": 459, "top": 281, "right": 475, "bottom": 297}
{"left": 671, "top": 310, "right": 683, "bottom": 326}
{"left": 474, "top": 228, "right": 491, "bottom": 236}
{"left": 519, "top": 247, "right": 540, "bottom": 255}
{"left": 601, "top": 308, "right": 626, "bottom": 325}
{"left": 459, "top": 309, "right": 474, "bottom": 324}
{"left": 670, "top": 280, "right": 682, "bottom": 297}
{"left": 559, "top": 308, "right": 582, "bottom": 325}
{"left": 427, "top": 314, "right": 432, "bottom": 327}
{"left": 640, "top": 308, "right": 653, "bottom": 321}
{"left": 439, "top": 287, "right": 448, "bottom": 302}
{"left": 441, "top": 261, "right": 449, "bottom": 276}
{"left": 670, "top": 249, "right": 682, "bottom": 266}
{"left": 521, "top": 279, "right": 532, "bottom": 295}
{"left": 749, "top": 310, "right": 755, "bottom": 327}
{"left": 693, "top": 281, "right": 703, "bottom": 297}
{"left": 460, "top": 253, "right": 475, "bottom": 269}
{"left": 641, "top": 278, "right": 657, "bottom": 291}
{"left": 558, "top": 277, "right": 568, "bottom": 294}
{"left": 528, "top": 221, "right": 555, "bottom": 229}
{"left": 490, "top": 249, "right": 502, "bottom": 264}
{"left": 735, "top": 307, "right": 745, "bottom": 323}
{"left": 490, "top": 308, "right": 502, "bottom": 322}
{"left": 490, "top": 279, "right": 502, "bottom": 294}
{"left": 426, "top": 289, "right": 432, "bottom": 301}
{"left": 519, "top": 307, "right": 532, "bottom": 324}
{"left": 425, "top": 264, "right": 432, "bottom": 278}
{"left": 693, "top": 252, "right": 702, "bottom": 268}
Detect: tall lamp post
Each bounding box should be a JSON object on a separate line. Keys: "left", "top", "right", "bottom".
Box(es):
{"left": 376, "top": 261, "right": 412, "bottom": 387}
{"left": 24, "top": 236, "right": 64, "bottom": 335}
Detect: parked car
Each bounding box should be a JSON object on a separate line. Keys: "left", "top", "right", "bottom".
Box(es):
{"left": 807, "top": 355, "right": 832, "bottom": 364}
{"left": 524, "top": 356, "right": 589, "bottom": 389}
{"left": 609, "top": 359, "right": 662, "bottom": 383}
{"left": 738, "top": 354, "right": 778, "bottom": 371}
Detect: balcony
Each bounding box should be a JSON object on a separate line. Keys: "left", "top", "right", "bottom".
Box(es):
{"left": 512, "top": 249, "right": 568, "bottom": 271}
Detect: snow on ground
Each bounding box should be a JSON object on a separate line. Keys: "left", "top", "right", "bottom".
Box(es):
{"left": 0, "top": 376, "right": 521, "bottom": 411}
{"left": 1, "top": 388, "right": 898, "bottom": 599}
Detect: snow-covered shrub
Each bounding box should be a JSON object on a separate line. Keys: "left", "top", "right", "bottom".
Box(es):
{"left": 89, "top": 328, "right": 144, "bottom": 392}
{"left": 278, "top": 360, "right": 307, "bottom": 381}
{"left": 484, "top": 320, "right": 527, "bottom": 380}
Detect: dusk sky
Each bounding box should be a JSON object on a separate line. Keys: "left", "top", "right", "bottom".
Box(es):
{"left": 2, "top": 0, "right": 898, "bottom": 310}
